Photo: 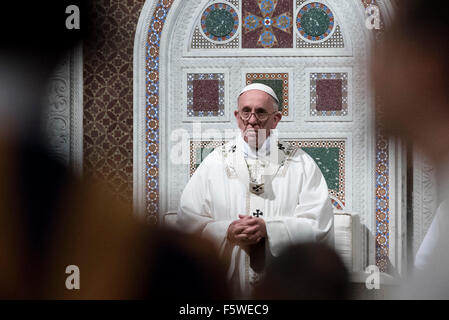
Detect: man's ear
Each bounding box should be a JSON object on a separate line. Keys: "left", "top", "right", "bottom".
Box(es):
{"left": 273, "top": 112, "right": 282, "bottom": 128}
{"left": 234, "top": 109, "right": 239, "bottom": 120}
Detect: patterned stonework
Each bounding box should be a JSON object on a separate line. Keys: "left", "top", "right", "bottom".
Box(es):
{"left": 310, "top": 72, "right": 348, "bottom": 117}
{"left": 187, "top": 73, "right": 225, "bottom": 117}
{"left": 296, "top": 2, "right": 335, "bottom": 42}
{"left": 133, "top": 0, "right": 390, "bottom": 272}
{"left": 295, "top": 0, "right": 343, "bottom": 48}
{"left": 200, "top": 2, "right": 239, "bottom": 43}
{"left": 190, "top": 140, "right": 228, "bottom": 176}
{"left": 287, "top": 140, "right": 346, "bottom": 206}
{"left": 190, "top": 139, "right": 346, "bottom": 208}
{"left": 242, "top": 0, "right": 294, "bottom": 48}
{"left": 360, "top": 0, "right": 390, "bottom": 272}
{"left": 375, "top": 104, "right": 390, "bottom": 272}
{"left": 83, "top": 0, "right": 146, "bottom": 203}
{"left": 245, "top": 73, "right": 289, "bottom": 116}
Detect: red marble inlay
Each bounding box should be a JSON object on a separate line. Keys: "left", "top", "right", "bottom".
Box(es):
{"left": 316, "top": 79, "right": 343, "bottom": 111}
{"left": 192, "top": 79, "right": 219, "bottom": 112}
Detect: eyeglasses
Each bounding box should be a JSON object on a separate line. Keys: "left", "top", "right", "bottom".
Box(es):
{"left": 238, "top": 111, "right": 278, "bottom": 121}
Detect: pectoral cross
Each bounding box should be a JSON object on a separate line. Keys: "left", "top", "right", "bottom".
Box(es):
{"left": 250, "top": 183, "right": 264, "bottom": 195}
{"left": 253, "top": 209, "right": 263, "bottom": 218}
{"left": 250, "top": 209, "right": 265, "bottom": 273}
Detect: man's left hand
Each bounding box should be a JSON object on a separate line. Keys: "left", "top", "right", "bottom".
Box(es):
{"left": 237, "top": 214, "right": 267, "bottom": 242}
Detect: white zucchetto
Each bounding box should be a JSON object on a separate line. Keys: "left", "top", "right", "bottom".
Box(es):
{"left": 239, "top": 83, "right": 279, "bottom": 103}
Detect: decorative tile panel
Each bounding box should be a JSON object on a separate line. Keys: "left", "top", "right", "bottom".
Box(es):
{"left": 145, "top": 0, "right": 175, "bottom": 221}
{"left": 245, "top": 72, "right": 290, "bottom": 117}
{"left": 296, "top": 24, "right": 344, "bottom": 48}
{"left": 295, "top": 2, "right": 336, "bottom": 43}
{"left": 286, "top": 140, "right": 346, "bottom": 207}
{"left": 242, "top": 0, "right": 294, "bottom": 48}
{"left": 191, "top": 26, "right": 240, "bottom": 49}
{"left": 190, "top": 139, "right": 346, "bottom": 208}
{"left": 84, "top": 0, "right": 146, "bottom": 204}
{"left": 375, "top": 119, "right": 390, "bottom": 272}
{"left": 200, "top": 2, "right": 240, "bottom": 43}
{"left": 306, "top": 69, "right": 352, "bottom": 122}
{"left": 184, "top": 71, "right": 228, "bottom": 121}
{"left": 295, "top": 0, "right": 344, "bottom": 48}
{"left": 189, "top": 140, "right": 228, "bottom": 176}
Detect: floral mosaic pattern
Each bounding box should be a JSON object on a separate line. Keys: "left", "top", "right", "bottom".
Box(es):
{"left": 83, "top": 0, "right": 146, "bottom": 204}
{"left": 242, "top": 0, "right": 293, "bottom": 48}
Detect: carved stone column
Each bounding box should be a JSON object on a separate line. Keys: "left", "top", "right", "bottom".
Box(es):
{"left": 43, "top": 45, "right": 83, "bottom": 175}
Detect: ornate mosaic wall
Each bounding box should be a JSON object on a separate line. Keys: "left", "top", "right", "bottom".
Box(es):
{"left": 187, "top": 73, "right": 225, "bottom": 117}
{"left": 82, "top": 0, "right": 393, "bottom": 273}
{"left": 360, "top": 0, "right": 390, "bottom": 272}
{"left": 189, "top": 139, "right": 346, "bottom": 209}
{"left": 83, "top": 0, "right": 146, "bottom": 203}
{"left": 242, "top": 0, "right": 293, "bottom": 48}
{"left": 310, "top": 72, "right": 348, "bottom": 117}
{"left": 245, "top": 72, "right": 289, "bottom": 116}
{"left": 191, "top": 0, "right": 345, "bottom": 50}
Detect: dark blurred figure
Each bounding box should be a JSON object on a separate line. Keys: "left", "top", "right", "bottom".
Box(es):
{"left": 0, "top": 1, "right": 230, "bottom": 299}
{"left": 372, "top": 0, "right": 449, "bottom": 298}
{"left": 372, "top": 0, "right": 449, "bottom": 165}
{"left": 253, "top": 243, "right": 350, "bottom": 300}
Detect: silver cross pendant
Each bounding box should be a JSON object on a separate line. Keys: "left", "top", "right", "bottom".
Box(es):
{"left": 250, "top": 182, "right": 264, "bottom": 195}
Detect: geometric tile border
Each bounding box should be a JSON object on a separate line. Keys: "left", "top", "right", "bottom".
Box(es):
{"left": 296, "top": 24, "right": 344, "bottom": 48}
{"left": 305, "top": 68, "right": 352, "bottom": 122}
{"left": 286, "top": 140, "right": 346, "bottom": 207}
{"left": 310, "top": 72, "right": 348, "bottom": 117}
{"left": 245, "top": 72, "right": 290, "bottom": 117}
{"left": 145, "top": 0, "right": 174, "bottom": 224}
{"left": 187, "top": 73, "right": 225, "bottom": 117}
{"left": 189, "top": 139, "right": 346, "bottom": 208}
{"left": 189, "top": 140, "right": 228, "bottom": 177}
{"left": 182, "top": 69, "right": 229, "bottom": 122}
{"left": 375, "top": 118, "right": 390, "bottom": 272}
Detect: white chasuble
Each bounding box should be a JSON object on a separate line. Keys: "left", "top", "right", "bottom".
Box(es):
{"left": 177, "top": 134, "right": 334, "bottom": 297}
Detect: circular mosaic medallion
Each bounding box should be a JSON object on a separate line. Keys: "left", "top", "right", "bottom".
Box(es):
{"left": 296, "top": 2, "right": 335, "bottom": 42}
{"left": 200, "top": 2, "right": 239, "bottom": 43}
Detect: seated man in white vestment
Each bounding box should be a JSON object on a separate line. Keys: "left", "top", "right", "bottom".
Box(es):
{"left": 177, "top": 83, "right": 334, "bottom": 298}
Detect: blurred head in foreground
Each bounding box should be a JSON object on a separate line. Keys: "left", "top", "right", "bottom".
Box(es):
{"left": 253, "top": 243, "right": 350, "bottom": 300}
{"left": 0, "top": 2, "right": 89, "bottom": 143}
{"left": 0, "top": 2, "right": 230, "bottom": 299}
{"left": 372, "top": 0, "right": 449, "bottom": 165}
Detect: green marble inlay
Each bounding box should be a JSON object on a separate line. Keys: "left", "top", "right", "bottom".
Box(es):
{"left": 194, "top": 147, "right": 215, "bottom": 170}
{"left": 301, "top": 8, "right": 330, "bottom": 37}
{"left": 302, "top": 147, "right": 340, "bottom": 190}
{"left": 252, "top": 79, "right": 283, "bottom": 110}
{"left": 205, "top": 9, "right": 235, "bottom": 37}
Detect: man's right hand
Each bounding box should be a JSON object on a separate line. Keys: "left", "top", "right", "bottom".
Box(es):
{"left": 227, "top": 215, "right": 263, "bottom": 247}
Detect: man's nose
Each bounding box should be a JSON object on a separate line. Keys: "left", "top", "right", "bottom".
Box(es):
{"left": 248, "top": 113, "right": 258, "bottom": 124}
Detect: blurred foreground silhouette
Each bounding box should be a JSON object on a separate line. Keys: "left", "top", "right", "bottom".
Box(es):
{"left": 372, "top": 0, "right": 449, "bottom": 298}
{"left": 0, "top": 1, "right": 229, "bottom": 299}
{"left": 253, "top": 243, "right": 350, "bottom": 300}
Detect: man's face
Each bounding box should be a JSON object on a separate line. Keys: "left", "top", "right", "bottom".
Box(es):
{"left": 234, "top": 89, "right": 282, "bottom": 147}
